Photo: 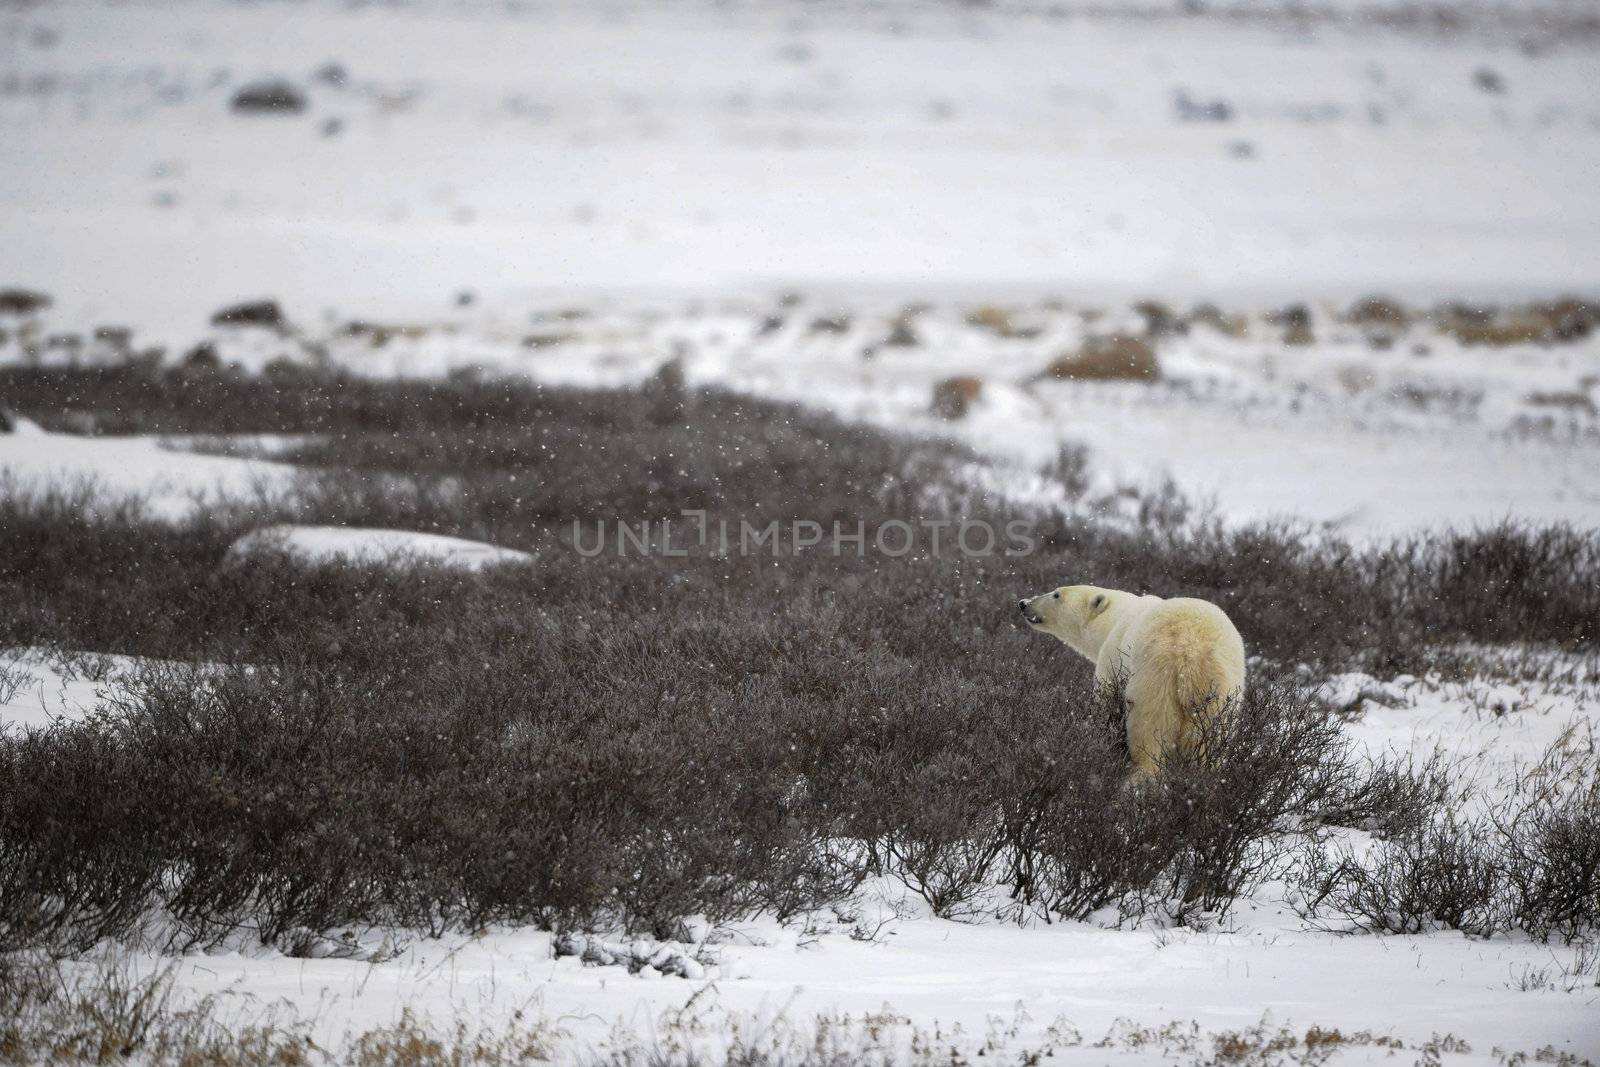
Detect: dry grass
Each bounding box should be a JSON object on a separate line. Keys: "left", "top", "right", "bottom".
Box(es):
{"left": 578, "top": 1008, "right": 1507, "bottom": 1067}
{"left": 965, "top": 305, "right": 1018, "bottom": 338}
{"left": 1345, "top": 296, "right": 1411, "bottom": 330}
{"left": 1433, "top": 299, "right": 1597, "bottom": 347}
{"left": 0, "top": 950, "right": 561, "bottom": 1067}
{"left": 0, "top": 952, "right": 315, "bottom": 1067}
{"left": 0, "top": 954, "right": 1567, "bottom": 1067}
{"left": 0, "top": 957, "right": 1354, "bottom": 1067}
{"left": 347, "top": 1011, "right": 555, "bottom": 1067}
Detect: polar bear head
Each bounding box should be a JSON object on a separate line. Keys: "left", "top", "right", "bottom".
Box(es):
{"left": 1018, "top": 584, "right": 1122, "bottom": 658}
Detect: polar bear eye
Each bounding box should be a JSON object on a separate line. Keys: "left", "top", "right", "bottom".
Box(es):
{"left": 1052, "top": 592, "right": 1060, "bottom": 600}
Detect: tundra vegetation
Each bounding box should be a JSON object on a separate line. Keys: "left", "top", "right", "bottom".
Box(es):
{"left": 0, "top": 365, "right": 1596, "bottom": 973}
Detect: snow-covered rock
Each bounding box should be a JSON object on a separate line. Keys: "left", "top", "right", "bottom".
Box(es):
{"left": 225, "top": 524, "right": 533, "bottom": 571}
{"left": 1314, "top": 672, "right": 1414, "bottom": 715}
{"left": 552, "top": 932, "right": 708, "bottom": 979}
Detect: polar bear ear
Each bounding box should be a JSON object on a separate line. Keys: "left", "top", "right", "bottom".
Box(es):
{"left": 1088, "top": 593, "right": 1108, "bottom": 617}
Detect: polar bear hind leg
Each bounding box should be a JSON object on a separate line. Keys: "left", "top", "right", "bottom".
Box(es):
{"left": 1125, "top": 608, "right": 1236, "bottom": 776}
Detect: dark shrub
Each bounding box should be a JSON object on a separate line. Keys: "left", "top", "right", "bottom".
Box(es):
{"left": 1119, "top": 682, "right": 1353, "bottom": 923}
{"left": 4, "top": 370, "right": 1600, "bottom": 950}
{"left": 1315, "top": 750, "right": 1455, "bottom": 841}
{"left": 1411, "top": 524, "right": 1598, "bottom": 648}
{"left": 0, "top": 288, "right": 51, "bottom": 316}
{"left": 1302, "top": 749, "right": 1598, "bottom": 942}
{"left": 999, "top": 713, "right": 1151, "bottom": 922}
{"left": 1303, "top": 816, "right": 1506, "bottom": 938}
{"left": 0, "top": 719, "right": 168, "bottom": 953}
{"left": 1500, "top": 758, "right": 1600, "bottom": 942}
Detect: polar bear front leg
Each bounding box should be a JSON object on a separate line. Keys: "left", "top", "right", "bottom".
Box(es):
{"left": 1125, "top": 700, "right": 1159, "bottom": 778}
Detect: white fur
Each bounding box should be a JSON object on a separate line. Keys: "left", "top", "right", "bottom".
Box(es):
{"left": 1020, "top": 585, "right": 1246, "bottom": 776}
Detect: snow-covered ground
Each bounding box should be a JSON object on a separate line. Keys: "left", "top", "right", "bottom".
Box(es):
{"left": 3, "top": 413, "right": 1598, "bottom": 1056}
{"left": 3, "top": 0, "right": 1600, "bottom": 339}
{"left": 16, "top": 290, "right": 1600, "bottom": 536}
{"left": 4, "top": 0, "right": 1600, "bottom": 534}
{"left": 225, "top": 524, "right": 536, "bottom": 570}
{"left": 3, "top": 645, "right": 1597, "bottom": 1060}
{"left": 5, "top": 0, "right": 1600, "bottom": 1059}
{"left": 0, "top": 416, "right": 295, "bottom": 518}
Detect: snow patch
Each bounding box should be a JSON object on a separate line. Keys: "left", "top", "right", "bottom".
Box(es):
{"left": 225, "top": 525, "right": 534, "bottom": 571}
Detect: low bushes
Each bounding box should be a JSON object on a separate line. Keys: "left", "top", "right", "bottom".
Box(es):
{"left": 13, "top": 623, "right": 1585, "bottom": 953}
{"left": 5, "top": 366, "right": 1598, "bottom": 674}
{"left": 1302, "top": 750, "right": 1600, "bottom": 941}
{"left": 0, "top": 624, "right": 1363, "bottom": 951}
{"left": 2, "top": 369, "right": 1599, "bottom": 951}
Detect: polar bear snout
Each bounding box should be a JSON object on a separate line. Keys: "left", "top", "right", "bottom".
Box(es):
{"left": 1018, "top": 597, "right": 1045, "bottom": 626}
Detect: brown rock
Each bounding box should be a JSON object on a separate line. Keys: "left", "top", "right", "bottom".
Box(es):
{"left": 212, "top": 300, "right": 286, "bottom": 329}
{"left": 1039, "top": 335, "right": 1160, "bottom": 382}
{"left": 931, "top": 376, "right": 983, "bottom": 419}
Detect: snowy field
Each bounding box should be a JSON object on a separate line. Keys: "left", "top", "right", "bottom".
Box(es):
{"left": 4, "top": 0, "right": 1600, "bottom": 331}
{"left": 4, "top": 0, "right": 1600, "bottom": 1063}
{"left": 4, "top": 0, "right": 1600, "bottom": 533}
{"left": 6, "top": 291, "right": 1600, "bottom": 536}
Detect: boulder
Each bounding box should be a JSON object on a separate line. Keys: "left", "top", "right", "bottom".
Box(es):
{"left": 231, "top": 79, "right": 308, "bottom": 114}
{"left": 1038, "top": 335, "right": 1160, "bottom": 382}
{"left": 931, "top": 376, "right": 982, "bottom": 419}
{"left": 211, "top": 300, "right": 286, "bottom": 329}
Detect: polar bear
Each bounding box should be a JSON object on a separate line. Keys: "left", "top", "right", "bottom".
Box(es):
{"left": 1018, "top": 585, "right": 1246, "bottom": 777}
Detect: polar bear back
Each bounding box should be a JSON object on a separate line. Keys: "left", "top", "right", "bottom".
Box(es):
{"left": 1098, "top": 596, "right": 1246, "bottom": 775}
